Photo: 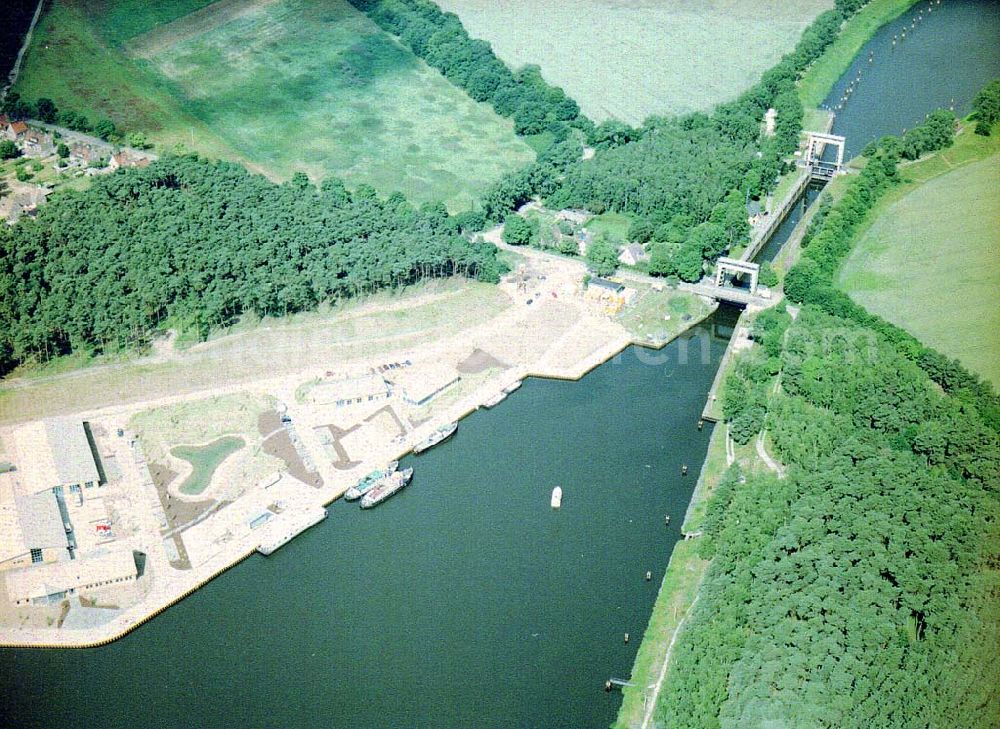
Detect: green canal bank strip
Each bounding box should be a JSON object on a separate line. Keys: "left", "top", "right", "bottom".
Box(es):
{"left": 615, "top": 309, "right": 779, "bottom": 729}
{"left": 621, "top": 91, "right": 1000, "bottom": 729}
{"left": 797, "top": 0, "right": 920, "bottom": 109}
{"left": 614, "top": 1, "right": 939, "bottom": 725}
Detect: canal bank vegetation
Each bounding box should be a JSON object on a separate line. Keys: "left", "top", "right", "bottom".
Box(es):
{"left": 650, "top": 96, "right": 1000, "bottom": 728}
{"left": 797, "top": 0, "right": 920, "bottom": 109}
{"left": 784, "top": 107, "right": 1000, "bottom": 428}
{"left": 459, "top": 0, "right": 878, "bottom": 271}
{"left": 615, "top": 539, "right": 710, "bottom": 729}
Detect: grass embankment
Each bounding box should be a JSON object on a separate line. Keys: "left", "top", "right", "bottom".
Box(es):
{"left": 680, "top": 424, "right": 730, "bottom": 536}
{"left": 838, "top": 127, "right": 1000, "bottom": 387}
{"left": 615, "top": 539, "right": 710, "bottom": 729}
{"left": 797, "top": 0, "right": 919, "bottom": 108}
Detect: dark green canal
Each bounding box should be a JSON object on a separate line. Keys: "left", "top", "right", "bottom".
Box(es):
{"left": 2, "top": 1, "right": 999, "bottom": 726}
{"left": 1, "top": 313, "right": 734, "bottom": 729}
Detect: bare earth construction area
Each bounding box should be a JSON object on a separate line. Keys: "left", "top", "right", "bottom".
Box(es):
{"left": 0, "top": 246, "right": 712, "bottom": 647}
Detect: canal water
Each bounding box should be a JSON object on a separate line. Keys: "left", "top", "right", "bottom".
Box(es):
{"left": 757, "top": 0, "right": 1000, "bottom": 264}
{"left": 755, "top": 184, "right": 823, "bottom": 263}
{"left": 3, "top": 2, "right": 999, "bottom": 726}
{"left": 824, "top": 0, "right": 1000, "bottom": 158}
{"left": 0, "top": 1, "right": 38, "bottom": 84}
{"left": 0, "top": 312, "right": 736, "bottom": 729}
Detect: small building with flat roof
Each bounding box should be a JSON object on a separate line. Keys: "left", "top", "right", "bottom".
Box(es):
{"left": 390, "top": 364, "right": 461, "bottom": 406}
{"left": 310, "top": 374, "right": 390, "bottom": 408}
{"left": 0, "top": 475, "right": 71, "bottom": 572}
{"left": 10, "top": 419, "right": 102, "bottom": 496}
{"left": 588, "top": 277, "right": 625, "bottom": 294}
{"left": 6, "top": 548, "right": 137, "bottom": 606}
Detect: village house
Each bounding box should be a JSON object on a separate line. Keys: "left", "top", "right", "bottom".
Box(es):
{"left": 618, "top": 243, "right": 649, "bottom": 266}
{"left": 67, "top": 142, "right": 103, "bottom": 168}
{"left": 3, "top": 120, "right": 29, "bottom": 141}
{"left": 0, "top": 185, "right": 52, "bottom": 224}
{"left": 21, "top": 129, "right": 55, "bottom": 158}
{"left": 555, "top": 209, "right": 590, "bottom": 226}
{"left": 108, "top": 149, "right": 151, "bottom": 171}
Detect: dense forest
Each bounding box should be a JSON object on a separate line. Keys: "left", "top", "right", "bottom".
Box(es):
{"left": 655, "top": 104, "right": 1000, "bottom": 727}
{"left": 0, "top": 157, "right": 501, "bottom": 374}
{"left": 659, "top": 305, "right": 1000, "bottom": 728}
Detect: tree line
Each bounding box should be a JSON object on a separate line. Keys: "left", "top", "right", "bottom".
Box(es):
{"left": 0, "top": 156, "right": 502, "bottom": 374}
{"left": 784, "top": 103, "right": 1000, "bottom": 429}
{"left": 453, "top": 1, "right": 865, "bottom": 283}
{"left": 347, "top": 0, "right": 586, "bottom": 140}
{"left": 538, "top": 3, "right": 867, "bottom": 282}
{"left": 653, "top": 85, "right": 1000, "bottom": 727}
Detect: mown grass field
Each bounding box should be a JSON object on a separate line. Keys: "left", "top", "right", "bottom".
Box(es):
{"left": 15, "top": 0, "right": 534, "bottom": 209}
{"left": 437, "top": 0, "right": 832, "bottom": 125}
{"left": 838, "top": 131, "right": 1000, "bottom": 387}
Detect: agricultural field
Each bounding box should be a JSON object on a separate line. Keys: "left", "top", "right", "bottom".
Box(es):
{"left": 12, "top": 0, "right": 247, "bottom": 165}
{"left": 839, "top": 152, "right": 1000, "bottom": 387}
{"left": 15, "top": 0, "right": 534, "bottom": 209}
{"left": 436, "top": 0, "right": 833, "bottom": 125}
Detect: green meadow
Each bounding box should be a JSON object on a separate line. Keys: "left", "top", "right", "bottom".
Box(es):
{"left": 437, "top": 0, "right": 833, "bottom": 124}
{"left": 16, "top": 0, "right": 534, "bottom": 209}
{"left": 839, "top": 135, "right": 1000, "bottom": 387}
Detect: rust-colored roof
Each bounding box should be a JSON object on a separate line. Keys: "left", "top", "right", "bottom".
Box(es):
{"left": 8, "top": 121, "right": 28, "bottom": 135}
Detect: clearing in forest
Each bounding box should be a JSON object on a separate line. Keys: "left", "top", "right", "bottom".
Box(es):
{"left": 839, "top": 152, "right": 1000, "bottom": 388}
{"left": 436, "top": 0, "right": 833, "bottom": 125}
{"left": 15, "top": 0, "right": 533, "bottom": 209}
